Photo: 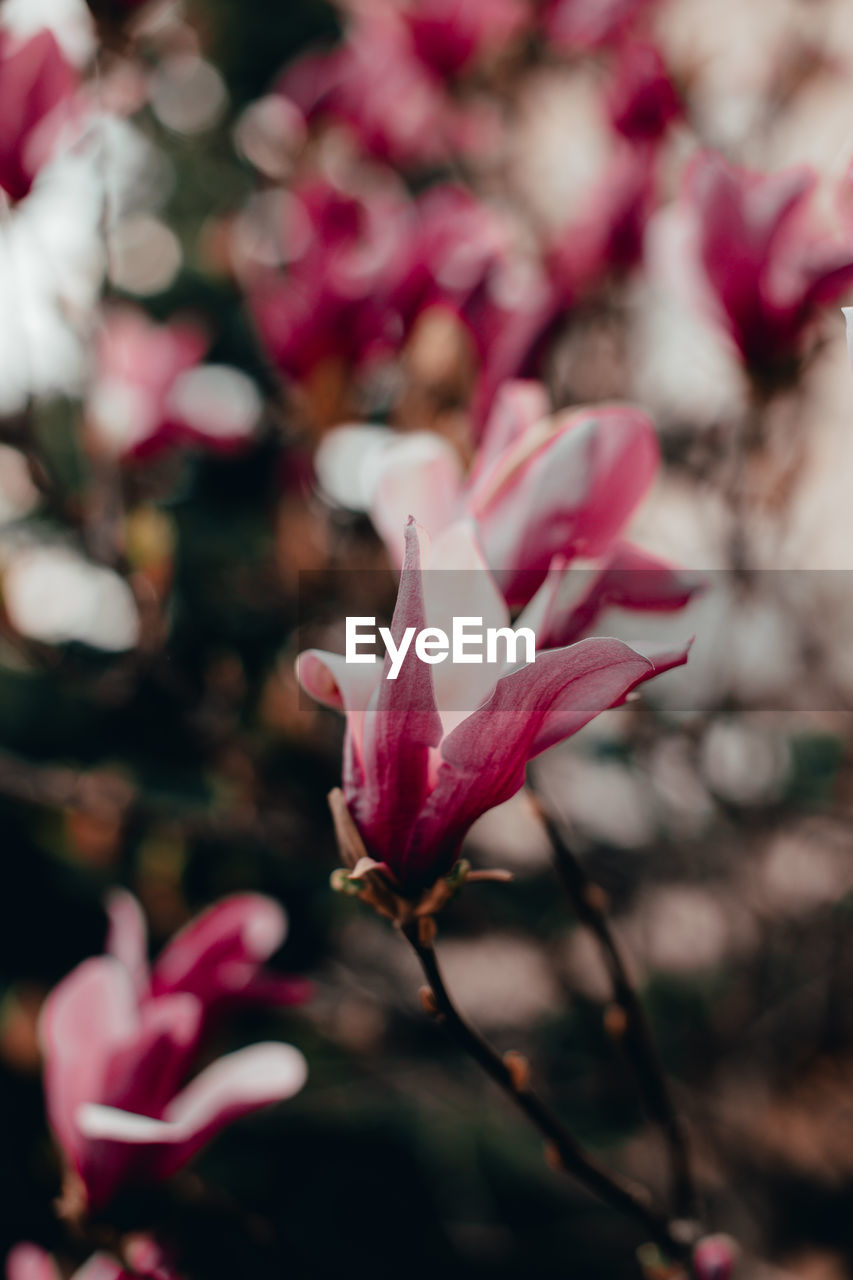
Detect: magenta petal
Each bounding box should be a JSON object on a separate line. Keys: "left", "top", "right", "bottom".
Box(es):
{"left": 105, "top": 889, "right": 150, "bottom": 998}
{"left": 403, "top": 638, "right": 656, "bottom": 881}
{"left": 77, "top": 1043, "right": 307, "bottom": 1183}
{"left": 0, "top": 30, "right": 76, "bottom": 202}
{"left": 151, "top": 894, "right": 288, "bottom": 1004}
{"left": 536, "top": 543, "right": 703, "bottom": 646}
{"left": 467, "top": 380, "right": 550, "bottom": 493}
{"left": 476, "top": 405, "right": 660, "bottom": 607}
{"left": 40, "top": 957, "right": 139, "bottom": 1177}
{"left": 352, "top": 520, "right": 443, "bottom": 869}
{"left": 5, "top": 1244, "right": 61, "bottom": 1280}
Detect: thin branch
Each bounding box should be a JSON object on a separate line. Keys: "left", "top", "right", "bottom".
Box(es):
{"left": 400, "top": 918, "right": 693, "bottom": 1263}
{"left": 531, "top": 792, "right": 699, "bottom": 1224}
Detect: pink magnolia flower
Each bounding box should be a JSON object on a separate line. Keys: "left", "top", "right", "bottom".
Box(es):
{"left": 297, "top": 518, "right": 688, "bottom": 892}
{"left": 0, "top": 29, "right": 76, "bottom": 203}
{"left": 105, "top": 889, "right": 312, "bottom": 1018}
{"left": 685, "top": 151, "right": 853, "bottom": 379}
{"left": 316, "top": 380, "right": 696, "bottom": 620}
{"left": 7, "top": 1241, "right": 177, "bottom": 1280}
{"left": 88, "top": 308, "right": 262, "bottom": 459}
{"left": 606, "top": 43, "right": 681, "bottom": 144}
{"left": 40, "top": 892, "right": 308, "bottom": 1210}
{"left": 248, "top": 172, "right": 415, "bottom": 385}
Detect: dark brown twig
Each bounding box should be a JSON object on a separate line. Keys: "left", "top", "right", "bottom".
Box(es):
{"left": 400, "top": 918, "right": 694, "bottom": 1263}
{"left": 531, "top": 792, "right": 699, "bottom": 1225}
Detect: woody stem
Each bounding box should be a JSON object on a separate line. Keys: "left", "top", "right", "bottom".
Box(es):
{"left": 533, "top": 797, "right": 698, "bottom": 1225}
{"left": 400, "top": 918, "right": 692, "bottom": 1262}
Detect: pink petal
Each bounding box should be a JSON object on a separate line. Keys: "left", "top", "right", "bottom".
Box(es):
{"left": 39, "top": 957, "right": 139, "bottom": 1173}
{"left": 78, "top": 1042, "right": 307, "bottom": 1182}
{"left": 402, "top": 637, "right": 658, "bottom": 882}
{"left": 531, "top": 543, "right": 702, "bottom": 647}
{"left": 423, "top": 520, "right": 510, "bottom": 734}
{"left": 151, "top": 894, "right": 303, "bottom": 1012}
{"left": 5, "top": 1244, "right": 61, "bottom": 1280}
{"left": 351, "top": 519, "right": 443, "bottom": 867}
{"left": 467, "top": 380, "right": 550, "bottom": 495}
{"left": 370, "top": 433, "right": 464, "bottom": 565}
{"left": 474, "top": 405, "right": 660, "bottom": 606}
{"left": 105, "top": 889, "right": 150, "bottom": 998}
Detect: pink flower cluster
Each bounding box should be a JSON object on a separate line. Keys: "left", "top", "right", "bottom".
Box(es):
{"left": 301, "top": 380, "right": 695, "bottom": 892}
{"left": 278, "top": 0, "right": 526, "bottom": 170}
{"left": 41, "top": 891, "right": 309, "bottom": 1210}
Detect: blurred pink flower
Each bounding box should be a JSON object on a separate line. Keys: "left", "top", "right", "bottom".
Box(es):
{"left": 692, "top": 1234, "right": 737, "bottom": 1280}
{"left": 550, "top": 145, "right": 657, "bottom": 297}
{"left": 317, "top": 380, "right": 696, "bottom": 617}
{"left": 686, "top": 151, "right": 853, "bottom": 379}
{"left": 543, "top": 0, "right": 655, "bottom": 50}
{"left": 0, "top": 29, "right": 76, "bottom": 203}
{"left": 7, "top": 1241, "right": 177, "bottom": 1280}
{"left": 248, "top": 173, "right": 415, "bottom": 383}
{"left": 88, "top": 308, "right": 261, "bottom": 458}
{"left": 401, "top": 0, "right": 527, "bottom": 79}
{"left": 279, "top": 2, "right": 515, "bottom": 170}
{"left": 297, "top": 517, "right": 688, "bottom": 891}
{"left": 40, "top": 892, "right": 308, "bottom": 1210}
{"left": 606, "top": 42, "right": 681, "bottom": 143}
{"left": 279, "top": 11, "right": 453, "bottom": 169}
{"left": 105, "top": 889, "right": 312, "bottom": 1017}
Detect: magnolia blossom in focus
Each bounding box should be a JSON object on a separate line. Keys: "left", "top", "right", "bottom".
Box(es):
{"left": 0, "top": 28, "right": 77, "bottom": 202}
{"left": 684, "top": 151, "right": 853, "bottom": 380}
{"left": 88, "top": 307, "right": 262, "bottom": 457}
{"left": 297, "top": 518, "right": 689, "bottom": 892}
{"left": 41, "top": 890, "right": 308, "bottom": 1209}
{"left": 316, "top": 379, "right": 699, "bottom": 630}
{"left": 6, "top": 1241, "right": 178, "bottom": 1280}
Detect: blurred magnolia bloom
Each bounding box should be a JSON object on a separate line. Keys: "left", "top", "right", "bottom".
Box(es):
{"left": 317, "top": 379, "right": 700, "bottom": 626}
{"left": 605, "top": 42, "right": 681, "bottom": 143}
{"left": 88, "top": 307, "right": 261, "bottom": 457}
{"left": 395, "top": 0, "right": 527, "bottom": 80}
{"left": 279, "top": 0, "right": 516, "bottom": 172}
{"left": 6, "top": 1239, "right": 178, "bottom": 1280}
{"left": 0, "top": 26, "right": 77, "bottom": 202}
{"left": 297, "top": 518, "right": 688, "bottom": 892}
{"left": 543, "top": 0, "right": 655, "bottom": 50}
{"left": 105, "top": 888, "right": 312, "bottom": 1018}
{"left": 247, "top": 170, "right": 416, "bottom": 386}
{"left": 0, "top": 0, "right": 96, "bottom": 67}
{"left": 682, "top": 151, "right": 853, "bottom": 382}
{"left": 2, "top": 543, "right": 140, "bottom": 650}
{"left": 41, "top": 890, "right": 309, "bottom": 1210}
{"left": 279, "top": 8, "right": 455, "bottom": 170}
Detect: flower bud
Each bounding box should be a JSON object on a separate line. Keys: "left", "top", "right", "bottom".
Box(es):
{"left": 693, "top": 1234, "right": 737, "bottom": 1280}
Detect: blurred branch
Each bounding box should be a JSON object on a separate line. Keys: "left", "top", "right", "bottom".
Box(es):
{"left": 529, "top": 785, "right": 699, "bottom": 1226}
{"left": 0, "top": 745, "right": 307, "bottom": 848}
{"left": 400, "top": 918, "right": 696, "bottom": 1267}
